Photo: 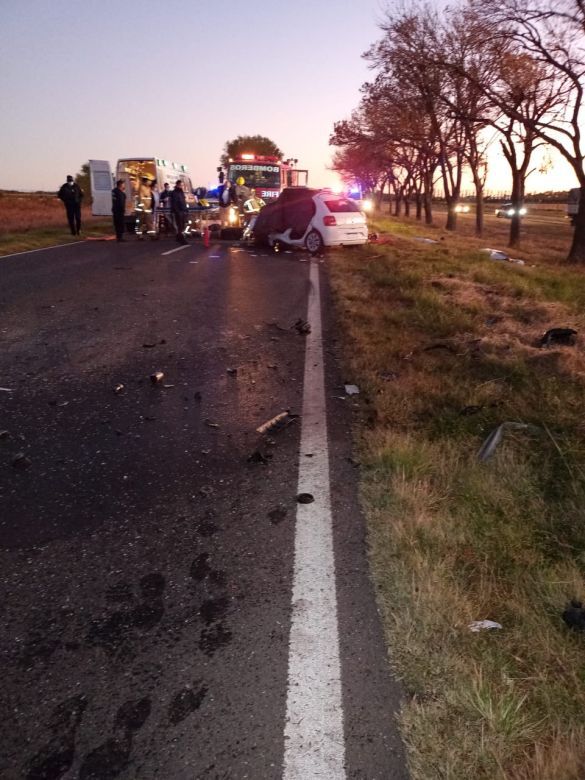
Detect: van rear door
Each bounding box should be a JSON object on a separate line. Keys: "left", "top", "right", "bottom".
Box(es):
{"left": 89, "top": 160, "right": 113, "bottom": 216}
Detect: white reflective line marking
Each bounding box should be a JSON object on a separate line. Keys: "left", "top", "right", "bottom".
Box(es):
{"left": 283, "top": 260, "right": 345, "bottom": 779}
{"left": 0, "top": 241, "right": 85, "bottom": 260}
{"left": 161, "top": 245, "right": 190, "bottom": 256}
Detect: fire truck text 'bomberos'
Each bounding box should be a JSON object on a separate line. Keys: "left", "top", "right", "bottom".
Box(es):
{"left": 225, "top": 154, "right": 308, "bottom": 199}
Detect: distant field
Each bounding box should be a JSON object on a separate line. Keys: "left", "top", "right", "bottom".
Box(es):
{"left": 0, "top": 190, "right": 110, "bottom": 254}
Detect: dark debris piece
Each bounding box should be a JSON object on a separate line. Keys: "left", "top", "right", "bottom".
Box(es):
{"left": 562, "top": 600, "right": 585, "bottom": 632}
{"left": 539, "top": 328, "right": 577, "bottom": 348}
{"left": 297, "top": 493, "right": 314, "bottom": 504}
{"left": 293, "top": 319, "right": 311, "bottom": 335}
{"left": 247, "top": 450, "right": 270, "bottom": 465}
{"left": 12, "top": 453, "right": 31, "bottom": 470}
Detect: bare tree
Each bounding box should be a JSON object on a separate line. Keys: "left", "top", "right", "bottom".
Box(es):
{"left": 470, "top": 0, "right": 585, "bottom": 261}
{"left": 366, "top": 5, "right": 472, "bottom": 230}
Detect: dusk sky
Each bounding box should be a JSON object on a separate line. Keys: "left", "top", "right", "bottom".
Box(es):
{"left": 0, "top": 0, "right": 574, "bottom": 194}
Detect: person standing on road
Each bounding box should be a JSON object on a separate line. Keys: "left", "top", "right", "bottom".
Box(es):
{"left": 111, "top": 179, "right": 126, "bottom": 242}
{"left": 170, "top": 180, "right": 188, "bottom": 244}
{"left": 57, "top": 175, "right": 84, "bottom": 236}
{"left": 218, "top": 179, "right": 236, "bottom": 228}
{"left": 135, "top": 176, "right": 156, "bottom": 239}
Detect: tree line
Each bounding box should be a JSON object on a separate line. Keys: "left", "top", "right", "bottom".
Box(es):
{"left": 330, "top": 0, "right": 585, "bottom": 262}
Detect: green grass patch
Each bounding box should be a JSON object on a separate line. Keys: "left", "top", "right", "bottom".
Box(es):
{"left": 0, "top": 220, "right": 112, "bottom": 256}
{"left": 329, "top": 214, "right": 585, "bottom": 778}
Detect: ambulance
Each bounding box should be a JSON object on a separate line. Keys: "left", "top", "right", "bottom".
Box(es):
{"left": 89, "top": 158, "right": 196, "bottom": 230}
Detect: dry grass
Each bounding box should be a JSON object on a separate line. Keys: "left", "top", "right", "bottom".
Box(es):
{"left": 329, "top": 210, "right": 585, "bottom": 779}
{"left": 0, "top": 190, "right": 110, "bottom": 254}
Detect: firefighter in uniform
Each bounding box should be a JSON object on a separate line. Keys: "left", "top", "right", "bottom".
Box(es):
{"left": 135, "top": 176, "right": 156, "bottom": 238}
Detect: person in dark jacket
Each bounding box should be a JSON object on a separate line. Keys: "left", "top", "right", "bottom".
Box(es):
{"left": 57, "top": 175, "right": 84, "bottom": 235}
{"left": 170, "top": 180, "right": 188, "bottom": 244}
{"left": 111, "top": 179, "right": 126, "bottom": 242}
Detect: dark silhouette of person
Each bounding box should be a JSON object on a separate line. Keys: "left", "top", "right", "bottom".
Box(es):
{"left": 57, "top": 175, "right": 84, "bottom": 235}
{"left": 170, "top": 180, "right": 188, "bottom": 244}
{"left": 112, "top": 179, "right": 126, "bottom": 242}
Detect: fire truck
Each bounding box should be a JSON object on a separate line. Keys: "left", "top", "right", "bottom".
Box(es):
{"left": 224, "top": 155, "right": 308, "bottom": 200}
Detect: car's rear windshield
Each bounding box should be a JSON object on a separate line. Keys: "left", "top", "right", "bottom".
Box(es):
{"left": 323, "top": 198, "right": 361, "bottom": 213}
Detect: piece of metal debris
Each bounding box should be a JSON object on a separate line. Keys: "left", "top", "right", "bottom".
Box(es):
{"left": 468, "top": 620, "right": 502, "bottom": 632}
{"left": 114, "top": 384, "right": 124, "bottom": 394}
{"left": 226, "top": 368, "right": 238, "bottom": 375}
{"left": 205, "top": 420, "right": 220, "bottom": 429}
{"left": 477, "top": 421, "right": 540, "bottom": 462}
{"left": 256, "top": 411, "right": 298, "bottom": 435}
{"left": 150, "top": 371, "right": 164, "bottom": 384}
{"left": 0, "top": 387, "right": 14, "bottom": 393}
{"left": 297, "top": 493, "right": 314, "bottom": 504}
{"left": 344, "top": 384, "right": 360, "bottom": 396}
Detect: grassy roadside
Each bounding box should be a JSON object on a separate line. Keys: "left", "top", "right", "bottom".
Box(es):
{"left": 329, "top": 214, "right": 585, "bottom": 779}
{"left": 0, "top": 222, "right": 112, "bottom": 256}
{"left": 0, "top": 191, "right": 111, "bottom": 256}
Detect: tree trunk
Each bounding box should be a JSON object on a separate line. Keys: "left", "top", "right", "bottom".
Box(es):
{"left": 404, "top": 196, "right": 410, "bottom": 217}
{"left": 416, "top": 194, "right": 422, "bottom": 221}
{"left": 393, "top": 189, "right": 402, "bottom": 217}
{"left": 508, "top": 174, "right": 522, "bottom": 248}
{"left": 423, "top": 189, "right": 433, "bottom": 224}
{"left": 445, "top": 199, "right": 458, "bottom": 231}
{"left": 568, "top": 186, "right": 585, "bottom": 263}
{"left": 473, "top": 173, "right": 484, "bottom": 237}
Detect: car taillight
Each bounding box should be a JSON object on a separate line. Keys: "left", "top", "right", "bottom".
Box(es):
{"left": 323, "top": 215, "right": 336, "bottom": 226}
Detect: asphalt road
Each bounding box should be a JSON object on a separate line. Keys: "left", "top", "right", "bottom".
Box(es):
{"left": 0, "top": 237, "right": 407, "bottom": 779}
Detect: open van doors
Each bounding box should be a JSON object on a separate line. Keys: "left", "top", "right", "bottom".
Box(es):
{"left": 89, "top": 160, "right": 113, "bottom": 216}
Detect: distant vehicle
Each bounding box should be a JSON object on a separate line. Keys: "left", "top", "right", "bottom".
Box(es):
{"left": 251, "top": 187, "right": 369, "bottom": 254}
{"left": 89, "top": 158, "right": 196, "bottom": 231}
{"left": 223, "top": 154, "right": 308, "bottom": 201}
{"left": 567, "top": 187, "right": 580, "bottom": 225}
{"left": 454, "top": 204, "right": 470, "bottom": 213}
{"left": 495, "top": 202, "right": 527, "bottom": 218}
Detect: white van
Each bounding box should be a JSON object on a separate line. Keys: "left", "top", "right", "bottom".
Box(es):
{"left": 89, "top": 158, "right": 196, "bottom": 229}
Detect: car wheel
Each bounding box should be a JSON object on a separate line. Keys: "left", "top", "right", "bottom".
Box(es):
{"left": 305, "top": 229, "right": 324, "bottom": 255}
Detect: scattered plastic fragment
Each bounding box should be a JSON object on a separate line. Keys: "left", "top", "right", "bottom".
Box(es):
{"left": 562, "top": 600, "right": 585, "bottom": 631}
{"left": 0, "top": 387, "right": 13, "bottom": 393}
{"left": 539, "top": 328, "right": 577, "bottom": 348}
{"left": 297, "top": 493, "right": 315, "bottom": 504}
{"left": 468, "top": 620, "right": 502, "bottom": 632}
{"left": 150, "top": 372, "right": 164, "bottom": 384}
{"left": 226, "top": 368, "right": 238, "bottom": 375}
{"left": 477, "top": 421, "right": 540, "bottom": 462}
{"left": 114, "top": 384, "right": 125, "bottom": 394}
{"left": 205, "top": 420, "right": 220, "bottom": 429}
{"left": 256, "top": 411, "right": 298, "bottom": 435}
{"left": 482, "top": 248, "right": 509, "bottom": 261}
{"left": 162, "top": 384, "right": 175, "bottom": 389}
{"left": 414, "top": 237, "right": 439, "bottom": 244}
{"left": 344, "top": 384, "right": 360, "bottom": 396}
{"left": 12, "top": 453, "right": 31, "bottom": 470}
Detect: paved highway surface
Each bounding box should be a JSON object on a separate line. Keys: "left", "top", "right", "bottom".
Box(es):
{"left": 0, "top": 237, "right": 407, "bottom": 779}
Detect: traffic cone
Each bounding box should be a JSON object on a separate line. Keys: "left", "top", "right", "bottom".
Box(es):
{"left": 203, "top": 226, "right": 210, "bottom": 248}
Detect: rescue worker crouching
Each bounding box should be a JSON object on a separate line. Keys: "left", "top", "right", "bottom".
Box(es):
{"left": 135, "top": 176, "right": 157, "bottom": 239}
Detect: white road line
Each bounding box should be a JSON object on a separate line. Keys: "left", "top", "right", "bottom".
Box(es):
{"left": 161, "top": 244, "right": 191, "bottom": 256}
{"left": 0, "top": 240, "right": 85, "bottom": 260}
{"left": 283, "top": 260, "right": 345, "bottom": 779}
